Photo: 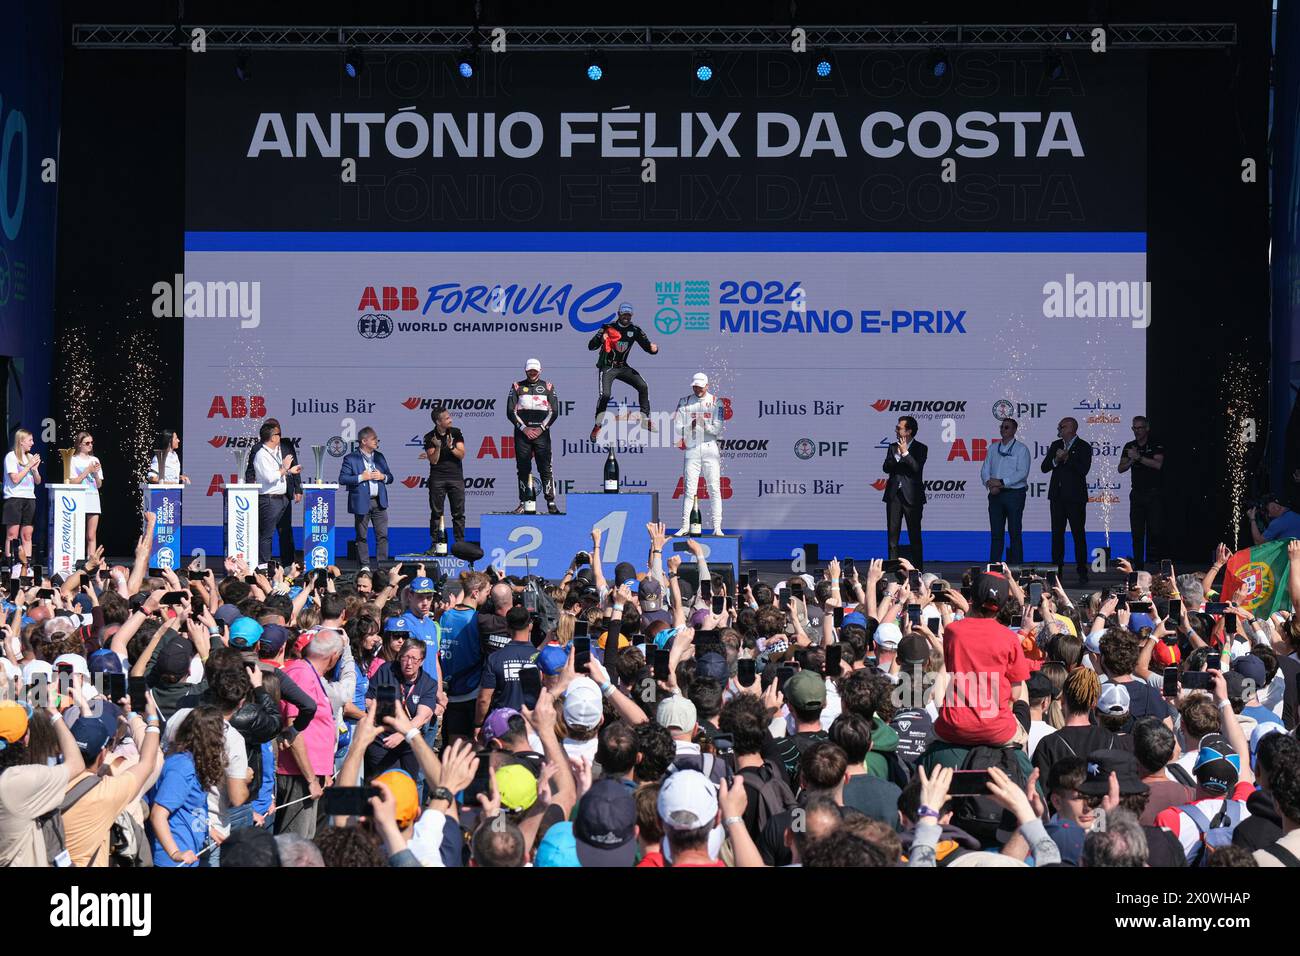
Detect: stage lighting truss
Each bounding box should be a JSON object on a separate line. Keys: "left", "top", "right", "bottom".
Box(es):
{"left": 72, "top": 23, "right": 1238, "bottom": 52}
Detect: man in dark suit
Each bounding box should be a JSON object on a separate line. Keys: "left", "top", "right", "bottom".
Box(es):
{"left": 881, "top": 416, "right": 927, "bottom": 568}
{"left": 1040, "top": 416, "right": 1093, "bottom": 584}
{"left": 338, "top": 426, "right": 395, "bottom": 567}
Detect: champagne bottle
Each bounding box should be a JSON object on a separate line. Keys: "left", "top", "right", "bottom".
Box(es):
{"left": 603, "top": 448, "right": 619, "bottom": 493}
{"left": 525, "top": 474, "right": 537, "bottom": 513}
{"left": 435, "top": 512, "right": 448, "bottom": 555}
{"left": 689, "top": 496, "right": 702, "bottom": 536}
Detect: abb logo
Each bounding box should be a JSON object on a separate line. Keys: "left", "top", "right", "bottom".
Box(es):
{"left": 476, "top": 436, "right": 516, "bottom": 459}
{"left": 207, "top": 396, "right": 266, "bottom": 419}
{"left": 205, "top": 474, "right": 239, "bottom": 496}
{"left": 719, "top": 398, "right": 734, "bottom": 421}
{"left": 672, "top": 476, "right": 733, "bottom": 500}
{"left": 946, "top": 437, "right": 1003, "bottom": 462}
{"left": 358, "top": 286, "right": 420, "bottom": 311}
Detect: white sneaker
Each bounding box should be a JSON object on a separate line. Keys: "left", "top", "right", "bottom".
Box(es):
{"left": 712, "top": 527, "right": 725, "bottom": 536}
{"left": 675, "top": 526, "right": 690, "bottom": 537}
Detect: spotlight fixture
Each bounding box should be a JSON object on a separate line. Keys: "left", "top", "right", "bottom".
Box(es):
{"left": 928, "top": 48, "right": 949, "bottom": 78}
{"left": 1045, "top": 49, "right": 1065, "bottom": 81}
{"left": 813, "top": 53, "right": 833, "bottom": 78}
{"left": 344, "top": 46, "right": 363, "bottom": 78}
{"left": 694, "top": 51, "right": 715, "bottom": 82}
{"left": 585, "top": 50, "right": 605, "bottom": 81}
{"left": 457, "top": 48, "right": 476, "bottom": 79}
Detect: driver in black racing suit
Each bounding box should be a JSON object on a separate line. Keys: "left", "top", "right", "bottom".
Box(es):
{"left": 588, "top": 301, "right": 658, "bottom": 441}
{"left": 506, "top": 357, "right": 560, "bottom": 514}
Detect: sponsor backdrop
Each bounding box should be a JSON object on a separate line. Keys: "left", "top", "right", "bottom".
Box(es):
{"left": 182, "top": 238, "right": 1144, "bottom": 558}
{"left": 182, "top": 51, "right": 1146, "bottom": 560}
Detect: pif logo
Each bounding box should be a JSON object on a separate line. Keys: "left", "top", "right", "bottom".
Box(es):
{"left": 358, "top": 286, "right": 420, "bottom": 311}
{"left": 794, "top": 439, "right": 848, "bottom": 459}
{"left": 207, "top": 396, "right": 266, "bottom": 419}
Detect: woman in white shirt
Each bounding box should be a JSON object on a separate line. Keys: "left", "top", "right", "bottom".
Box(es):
{"left": 68, "top": 431, "right": 104, "bottom": 555}
{"left": 146, "top": 429, "right": 190, "bottom": 485}
{"left": 3, "top": 428, "right": 41, "bottom": 564}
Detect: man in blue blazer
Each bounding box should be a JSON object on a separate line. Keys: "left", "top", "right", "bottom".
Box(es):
{"left": 339, "top": 426, "right": 395, "bottom": 566}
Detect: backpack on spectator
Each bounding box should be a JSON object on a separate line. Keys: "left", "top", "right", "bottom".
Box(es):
{"left": 1258, "top": 842, "right": 1300, "bottom": 867}
{"left": 1178, "top": 801, "right": 1244, "bottom": 866}
{"left": 1166, "top": 762, "right": 1197, "bottom": 788}
{"left": 950, "top": 745, "right": 1026, "bottom": 846}
{"left": 108, "top": 801, "right": 152, "bottom": 867}
{"left": 738, "top": 760, "right": 798, "bottom": 835}
{"left": 36, "top": 774, "right": 102, "bottom": 867}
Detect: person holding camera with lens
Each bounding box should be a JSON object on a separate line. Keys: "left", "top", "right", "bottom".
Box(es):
{"left": 1247, "top": 492, "right": 1300, "bottom": 544}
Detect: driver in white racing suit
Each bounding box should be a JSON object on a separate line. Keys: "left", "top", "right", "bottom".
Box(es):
{"left": 673, "top": 372, "right": 725, "bottom": 536}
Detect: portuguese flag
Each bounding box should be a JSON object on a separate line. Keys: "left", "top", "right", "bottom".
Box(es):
{"left": 1222, "top": 539, "right": 1295, "bottom": 615}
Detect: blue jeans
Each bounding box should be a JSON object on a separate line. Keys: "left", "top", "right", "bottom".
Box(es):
{"left": 988, "top": 487, "right": 1026, "bottom": 564}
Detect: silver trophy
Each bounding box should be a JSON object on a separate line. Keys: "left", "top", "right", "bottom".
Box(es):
{"left": 312, "top": 444, "right": 325, "bottom": 484}
{"left": 232, "top": 446, "right": 251, "bottom": 485}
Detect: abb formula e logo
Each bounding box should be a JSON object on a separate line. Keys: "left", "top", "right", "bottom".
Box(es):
{"left": 207, "top": 396, "right": 266, "bottom": 419}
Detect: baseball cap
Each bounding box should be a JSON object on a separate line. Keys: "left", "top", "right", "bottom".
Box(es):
{"left": 482, "top": 707, "right": 522, "bottom": 743}
{"left": 1153, "top": 638, "right": 1181, "bottom": 668}
{"left": 22, "top": 660, "right": 53, "bottom": 686}
{"left": 691, "top": 372, "right": 709, "bottom": 387}
{"left": 214, "top": 604, "right": 241, "bottom": 627}
{"left": 975, "top": 571, "right": 1010, "bottom": 611}
{"left": 657, "top": 768, "right": 718, "bottom": 830}
{"left": 374, "top": 769, "right": 420, "bottom": 828}
{"left": 1077, "top": 750, "right": 1149, "bottom": 797}
{"left": 897, "top": 633, "right": 930, "bottom": 666}
{"left": 535, "top": 821, "right": 582, "bottom": 867}
{"left": 525, "top": 358, "right": 542, "bottom": 372}
{"left": 573, "top": 778, "right": 639, "bottom": 867}
{"left": 563, "top": 677, "right": 603, "bottom": 730}
{"left": 53, "top": 654, "right": 91, "bottom": 678}
{"left": 617, "top": 302, "right": 634, "bottom": 315}
{"left": 382, "top": 617, "right": 410, "bottom": 636}
{"left": 496, "top": 763, "right": 540, "bottom": 813}
{"left": 614, "top": 562, "right": 637, "bottom": 586}
{"left": 409, "top": 577, "right": 436, "bottom": 594}
{"left": 1044, "top": 819, "right": 1087, "bottom": 865}
{"left": 1231, "top": 655, "right": 1267, "bottom": 691}
{"left": 639, "top": 577, "right": 663, "bottom": 609}
{"left": 656, "top": 695, "right": 698, "bottom": 733}
{"left": 1193, "top": 733, "right": 1241, "bottom": 794}
{"left": 229, "top": 616, "right": 264, "bottom": 649}
{"left": 695, "top": 652, "right": 728, "bottom": 684}
{"left": 0, "top": 702, "right": 30, "bottom": 745}
{"left": 1096, "top": 682, "right": 1130, "bottom": 716}
{"left": 1026, "top": 670, "right": 1055, "bottom": 701}
{"left": 255, "top": 624, "right": 289, "bottom": 657}
{"left": 156, "top": 637, "right": 195, "bottom": 679}
{"left": 536, "top": 644, "right": 569, "bottom": 676}
{"left": 1126, "top": 612, "right": 1155, "bottom": 634}
{"left": 785, "top": 670, "right": 827, "bottom": 710}
{"left": 71, "top": 716, "right": 111, "bottom": 763}
{"left": 874, "top": 621, "right": 902, "bottom": 650}
{"left": 87, "top": 648, "right": 123, "bottom": 675}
